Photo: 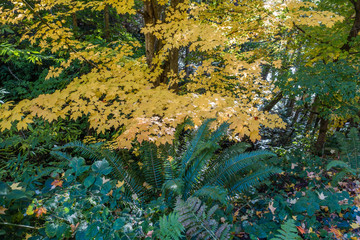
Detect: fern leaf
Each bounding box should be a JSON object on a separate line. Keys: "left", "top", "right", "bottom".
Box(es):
{"left": 175, "top": 197, "right": 231, "bottom": 240}
{"left": 326, "top": 160, "right": 350, "bottom": 171}
{"left": 50, "top": 150, "right": 73, "bottom": 162}
{"left": 100, "top": 149, "right": 145, "bottom": 196}
{"left": 271, "top": 219, "right": 301, "bottom": 240}
{"left": 229, "top": 166, "right": 281, "bottom": 194}
{"left": 205, "top": 150, "right": 276, "bottom": 187}
{"left": 193, "top": 186, "right": 228, "bottom": 204}
{"left": 181, "top": 118, "right": 215, "bottom": 169}
{"left": 140, "top": 142, "right": 164, "bottom": 189}
{"left": 53, "top": 141, "right": 104, "bottom": 162}
{"left": 158, "top": 212, "right": 184, "bottom": 240}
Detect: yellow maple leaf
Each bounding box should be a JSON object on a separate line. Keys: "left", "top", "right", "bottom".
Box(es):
{"left": 116, "top": 180, "right": 125, "bottom": 188}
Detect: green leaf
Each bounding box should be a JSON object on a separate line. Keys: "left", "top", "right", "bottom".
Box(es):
{"left": 113, "top": 217, "right": 126, "bottom": 230}
{"left": 45, "top": 222, "right": 58, "bottom": 238}
{"left": 92, "top": 159, "right": 112, "bottom": 175}
{"left": 84, "top": 175, "right": 96, "bottom": 188}
{"left": 69, "top": 157, "right": 89, "bottom": 176}
{"left": 0, "top": 182, "right": 10, "bottom": 196}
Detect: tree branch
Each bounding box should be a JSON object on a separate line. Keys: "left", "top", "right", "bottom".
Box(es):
{"left": 21, "top": 0, "right": 99, "bottom": 69}
{"left": 0, "top": 221, "right": 39, "bottom": 229}
{"left": 7, "top": 66, "right": 23, "bottom": 82}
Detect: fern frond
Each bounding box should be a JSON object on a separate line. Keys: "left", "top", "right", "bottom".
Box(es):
{"left": 326, "top": 160, "right": 351, "bottom": 171}
{"left": 175, "top": 197, "right": 231, "bottom": 240}
{"left": 271, "top": 219, "right": 301, "bottom": 240}
{"left": 193, "top": 186, "right": 228, "bottom": 204}
{"left": 229, "top": 166, "right": 281, "bottom": 194}
{"left": 100, "top": 149, "right": 145, "bottom": 196}
{"left": 50, "top": 150, "right": 73, "bottom": 162}
{"left": 140, "top": 142, "right": 164, "bottom": 190}
{"left": 52, "top": 141, "right": 104, "bottom": 162}
{"left": 158, "top": 212, "right": 184, "bottom": 240}
{"left": 162, "top": 178, "right": 185, "bottom": 197}
{"left": 334, "top": 128, "right": 360, "bottom": 172}
{"left": 163, "top": 157, "right": 177, "bottom": 181}
{"left": 204, "top": 150, "right": 276, "bottom": 187}
{"left": 180, "top": 118, "right": 215, "bottom": 169}
{"left": 209, "top": 122, "right": 229, "bottom": 144}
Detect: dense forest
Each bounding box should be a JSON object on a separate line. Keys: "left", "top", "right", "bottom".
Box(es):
{"left": 1, "top": 0, "right": 360, "bottom": 239}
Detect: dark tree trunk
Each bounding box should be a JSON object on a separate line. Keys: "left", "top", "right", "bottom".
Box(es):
{"left": 314, "top": 117, "right": 329, "bottom": 155}
{"left": 262, "top": 91, "right": 283, "bottom": 112}
{"left": 305, "top": 96, "right": 319, "bottom": 131}
{"left": 143, "top": 0, "right": 181, "bottom": 89}
{"left": 104, "top": 4, "right": 110, "bottom": 41}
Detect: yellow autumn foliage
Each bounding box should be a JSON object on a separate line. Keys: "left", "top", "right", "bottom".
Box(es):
{"left": 0, "top": 0, "right": 344, "bottom": 148}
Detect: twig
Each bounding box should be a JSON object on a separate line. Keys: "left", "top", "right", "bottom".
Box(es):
{"left": 0, "top": 221, "right": 39, "bottom": 229}
{"left": 7, "top": 66, "right": 23, "bottom": 82}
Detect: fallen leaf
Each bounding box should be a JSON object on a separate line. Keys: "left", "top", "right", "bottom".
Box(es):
{"left": 106, "top": 189, "right": 113, "bottom": 196}
{"left": 132, "top": 194, "right": 138, "bottom": 201}
{"left": 0, "top": 206, "right": 8, "bottom": 214}
{"left": 318, "top": 192, "right": 327, "bottom": 200}
{"left": 146, "top": 230, "right": 153, "bottom": 238}
{"left": 291, "top": 163, "right": 298, "bottom": 169}
{"left": 297, "top": 226, "right": 305, "bottom": 235}
{"left": 70, "top": 222, "right": 79, "bottom": 232}
{"left": 51, "top": 179, "right": 63, "bottom": 189}
{"left": 35, "top": 207, "right": 47, "bottom": 217}
{"left": 10, "top": 182, "right": 24, "bottom": 191}
{"left": 329, "top": 226, "right": 342, "bottom": 239}
{"left": 268, "top": 201, "right": 276, "bottom": 214}
{"left": 350, "top": 222, "right": 360, "bottom": 229}
{"left": 143, "top": 182, "right": 152, "bottom": 189}
{"left": 116, "top": 180, "right": 124, "bottom": 188}
{"left": 102, "top": 177, "right": 110, "bottom": 184}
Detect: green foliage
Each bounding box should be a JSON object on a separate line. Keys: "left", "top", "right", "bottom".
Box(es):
{"left": 0, "top": 88, "right": 8, "bottom": 104}
{"left": 52, "top": 119, "right": 281, "bottom": 204}
{"left": 0, "top": 43, "right": 57, "bottom": 64}
{"left": 52, "top": 141, "right": 145, "bottom": 197}
{"left": 271, "top": 219, "right": 301, "bottom": 240}
{"left": 1, "top": 157, "right": 151, "bottom": 239}
{"left": 326, "top": 128, "right": 360, "bottom": 184}
{"left": 0, "top": 118, "right": 85, "bottom": 182}
{"left": 157, "top": 212, "right": 184, "bottom": 240}
{"left": 282, "top": 60, "right": 360, "bottom": 119}
{"left": 175, "top": 196, "right": 231, "bottom": 240}
{"left": 335, "top": 128, "right": 360, "bottom": 170}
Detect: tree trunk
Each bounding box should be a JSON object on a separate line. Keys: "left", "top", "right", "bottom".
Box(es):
{"left": 314, "top": 117, "right": 329, "bottom": 155}
{"left": 305, "top": 95, "right": 319, "bottom": 131}
{"left": 104, "top": 4, "right": 110, "bottom": 41}
{"left": 143, "top": 0, "right": 181, "bottom": 89}
{"left": 262, "top": 91, "right": 283, "bottom": 112}
{"left": 312, "top": 1, "right": 360, "bottom": 150}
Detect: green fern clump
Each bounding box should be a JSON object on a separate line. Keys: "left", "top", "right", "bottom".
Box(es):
{"left": 175, "top": 197, "right": 231, "bottom": 240}
{"left": 162, "top": 119, "right": 281, "bottom": 200}
{"left": 271, "top": 219, "right": 301, "bottom": 240}
{"left": 157, "top": 212, "right": 185, "bottom": 240}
